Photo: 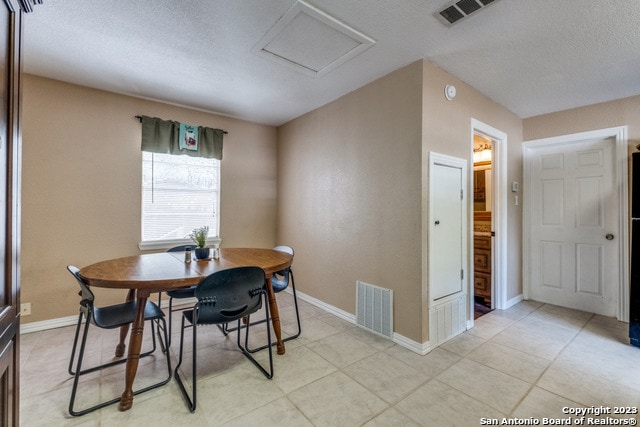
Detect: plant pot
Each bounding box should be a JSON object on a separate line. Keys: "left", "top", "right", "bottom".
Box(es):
{"left": 195, "top": 247, "right": 210, "bottom": 260}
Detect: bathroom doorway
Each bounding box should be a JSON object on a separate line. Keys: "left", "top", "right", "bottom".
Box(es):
{"left": 473, "top": 135, "right": 493, "bottom": 318}
{"left": 470, "top": 119, "right": 508, "bottom": 324}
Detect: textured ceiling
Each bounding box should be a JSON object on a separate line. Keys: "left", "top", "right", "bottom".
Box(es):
{"left": 23, "top": 0, "right": 640, "bottom": 126}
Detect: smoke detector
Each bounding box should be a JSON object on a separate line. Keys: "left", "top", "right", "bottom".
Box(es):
{"left": 436, "top": 0, "right": 500, "bottom": 26}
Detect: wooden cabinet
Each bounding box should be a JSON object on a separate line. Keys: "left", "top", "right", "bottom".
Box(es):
{"left": 474, "top": 235, "right": 491, "bottom": 305}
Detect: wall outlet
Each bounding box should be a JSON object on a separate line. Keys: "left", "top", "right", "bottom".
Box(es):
{"left": 20, "top": 303, "right": 31, "bottom": 316}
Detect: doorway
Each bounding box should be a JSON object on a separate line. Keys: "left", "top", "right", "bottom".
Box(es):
{"left": 473, "top": 135, "right": 493, "bottom": 318}
{"left": 469, "top": 119, "right": 508, "bottom": 326}
{"left": 523, "top": 127, "right": 629, "bottom": 320}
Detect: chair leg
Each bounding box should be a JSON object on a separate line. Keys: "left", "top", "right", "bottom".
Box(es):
{"left": 216, "top": 322, "right": 230, "bottom": 336}
{"left": 159, "top": 317, "right": 172, "bottom": 378}
{"left": 69, "top": 316, "right": 172, "bottom": 417}
{"left": 69, "top": 314, "right": 90, "bottom": 416}
{"left": 147, "top": 317, "right": 158, "bottom": 354}
{"left": 69, "top": 314, "right": 123, "bottom": 417}
{"left": 167, "top": 296, "right": 174, "bottom": 347}
{"left": 156, "top": 292, "right": 168, "bottom": 353}
{"left": 68, "top": 312, "right": 85, "bottom": 376}
{"left": 157, "top": 318, "right": 168, "bottom": 354}
{"left": 69, "top": 312, "right": 129, "bottom": 377}
{"left": 237, "top": 294, "right": 273, "bottom": 379}
{"left": 287, "top": 270, "right": 302, "bottom": 340}
{"left": 167, "top": 296, "right": 201, "bottom": 347}
{"left": 173, "top": 313, "right": 197, "bottom": 412}
{"left": 132, "top": 316, "right": 172, "bottom": 395}
{"left": 245, "top": 271, "right": 301, "bottom": 353}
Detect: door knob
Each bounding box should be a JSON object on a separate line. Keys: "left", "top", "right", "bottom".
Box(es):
{"left": 606, "top": 233, "right": 614, "bottom": 240}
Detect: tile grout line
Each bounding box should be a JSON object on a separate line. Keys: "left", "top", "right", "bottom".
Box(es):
{"left": 504, "top": 305, "right": 596, "bottom": 417}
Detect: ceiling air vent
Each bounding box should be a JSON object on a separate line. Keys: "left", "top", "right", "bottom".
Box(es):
{"left": 437, "top": 0, "right": 498, "bottom": 26}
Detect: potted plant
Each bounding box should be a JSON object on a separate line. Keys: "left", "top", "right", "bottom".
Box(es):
{"left": 189, "top": 225, "right": 210, "bottom": 260}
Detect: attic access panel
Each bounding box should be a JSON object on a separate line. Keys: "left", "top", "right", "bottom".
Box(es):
{"left": 253, "top": 0, "right": 375, "bottom": 77}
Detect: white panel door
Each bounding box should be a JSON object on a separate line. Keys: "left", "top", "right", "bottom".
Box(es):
{"left": 431, "top": 162, "right": 464, "bottom": 301}
{"left": 527, "top": 137, "right": 618, "bottom": 316}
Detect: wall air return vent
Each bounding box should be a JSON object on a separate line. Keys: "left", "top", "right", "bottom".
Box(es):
{"left": 356, "top": 281, "right": 393, "bottom": 339}
{"left": 437, "top": 0, "right": 499, "bottom": 26}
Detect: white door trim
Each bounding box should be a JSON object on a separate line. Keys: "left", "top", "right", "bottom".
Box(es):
{"left": 470, "top": 119, "right": 508, "bottom": 327}
{"left": 523, "top": 126, "right": 629, "bottom": 321}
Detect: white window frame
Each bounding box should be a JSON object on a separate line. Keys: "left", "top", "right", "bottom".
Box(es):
{"left": 138, "top": 152, "right": 221, "bottom": 251}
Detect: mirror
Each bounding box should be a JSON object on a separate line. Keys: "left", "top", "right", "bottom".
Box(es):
{"left": 474, "top": 165, "right": 491, "bottom": 212}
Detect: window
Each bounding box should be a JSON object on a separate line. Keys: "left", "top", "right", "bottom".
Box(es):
{"left": 140, "top": 152, "right": 220, "bottom": 249}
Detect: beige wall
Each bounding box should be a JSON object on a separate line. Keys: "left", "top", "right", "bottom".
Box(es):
{"left": 23, "top": 58, "right": 527, "bottom": 346}
{"left": 21, "top": 75, "right": 278, "bottom": 323}
{"left": 523, "top": 94, "right": 640, "bottom": 153}
{"left": 277, "top": 61, "right": 424, "bottom": 342}
{"left": 277, "top": 60, "right": 524, "bottom": 344}
{"left": 421, "top": 60, "right": 524, "bottom": 313}
{"left": 21, "top": 60, "right": 640, "bottom": 343}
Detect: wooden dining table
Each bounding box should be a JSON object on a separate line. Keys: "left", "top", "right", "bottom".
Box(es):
{"left": 78, "top": 247, "right": 293, "bottom": 411}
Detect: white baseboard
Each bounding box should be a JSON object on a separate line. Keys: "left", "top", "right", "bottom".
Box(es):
{"left": 295, "top": 290, "right": 356, "bottom": 323}
{"left": 21, "top": 288, "right": 430, "bottom": 355}
{"left": 393, "top": 333, "right": 431, "bottom": 355}
{"left": 295, "top": 289, "right": 429, "bottom": 355}
{"left": 505, "top": 294, "right": 524, "bottom": 309}
{"left": 466, "top": 319, "right": 475, "bottom": 330}
{"left": 19, "top": 294, "right": 196, "bottom": 334}
{"left": 20, "top": 315, "right": 78, "bottom": 334}
{"left": 466, "top": 294, "right": 524, "bottom": 331}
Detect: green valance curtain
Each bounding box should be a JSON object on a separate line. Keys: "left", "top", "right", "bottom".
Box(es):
{"left": 140, "top": 115, "right": 224, "bottom": 160}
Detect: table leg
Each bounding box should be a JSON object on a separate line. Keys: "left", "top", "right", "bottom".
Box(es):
{"left": 118, "top": 291, "right": 148, "bottom": 411}
{"left": 115, "top": 289, "right": 136, "bottom": 357}
{"left": 266, "top": 276, "right": 285, "bottom": 355}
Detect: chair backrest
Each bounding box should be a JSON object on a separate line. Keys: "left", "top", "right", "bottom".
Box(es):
{"left": 273, "top": 245, "right": 294, "bottom": 256}
{"left": 193, "top": 266, "right": 266, "bottom": 325}
{"left": 272, "top": 246, "right": 294, "bottom": 287}
{"left": 167, "top": 245, "right": 197, "bottom": 253}
{"left": 67, "top": 265, "right": 95, "bottom": 314}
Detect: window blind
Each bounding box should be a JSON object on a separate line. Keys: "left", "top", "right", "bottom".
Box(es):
{"left": 141, "top": 152, "right": 219, "bottom": 242}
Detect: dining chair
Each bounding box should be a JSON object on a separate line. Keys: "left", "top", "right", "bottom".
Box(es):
{"left": 231, "top": 245, "right": 301, "bottom": 352}
{"left": 173, "top": 266, "right": 274, "bottom": 412}
{"left": 158, "top": 244, "right": 197, "bottom": 346}
{"left": 66, "top": 266, "right": 172, "bottom": 417}
{"left": 271, "top": 245, "right": 301, "bottom": 339}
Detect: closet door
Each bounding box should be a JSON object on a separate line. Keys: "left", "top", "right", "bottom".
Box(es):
{"left": 428, "top": 152, "right": 468, "bottom": 347}
{"left": 0, "top": 1, "right": 22, "bottom": 425}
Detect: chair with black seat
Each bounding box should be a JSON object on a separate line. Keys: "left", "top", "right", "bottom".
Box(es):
{"left": 173, "top": 266, "right": 273, "bottom": 412}
{"left": 158, "top": 244, "right": 197, "bottom": 346}
{"left": 66, "top": 265, "right": 171, "bottom": 417}
{"left": 271, "top": 245, "right": 301, "bottom": 341}
{"left": 236, "top": 245, "right": 300, "bottom": 352}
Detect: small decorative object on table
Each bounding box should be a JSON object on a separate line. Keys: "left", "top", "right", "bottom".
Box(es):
{"left": 189, "top": 225, "right": 210, "bottom": 260}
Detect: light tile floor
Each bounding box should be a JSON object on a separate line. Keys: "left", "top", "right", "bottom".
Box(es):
{"left": 20, "top": 294, "right": 640, "bottom": 426}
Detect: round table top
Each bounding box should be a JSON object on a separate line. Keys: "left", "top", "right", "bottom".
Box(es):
{"left": 78, "top": 247, "right": 293, "bottom": 291}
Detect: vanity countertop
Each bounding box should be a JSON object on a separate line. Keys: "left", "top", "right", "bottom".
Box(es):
{"left": 474, "top": 231, "right": 492, "bottom": 237}
{"left": 474, "top": 223, "right": 492, "bottom": 234}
